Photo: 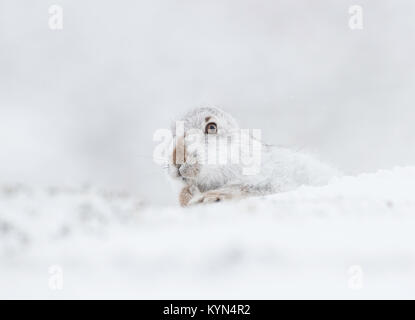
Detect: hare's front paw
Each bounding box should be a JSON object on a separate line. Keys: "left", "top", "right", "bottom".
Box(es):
{"left": 179, "top": 186, "right": 192, "bottom": 207}
{"left": 197, "top": 190, "right": 232, "bottom": 204}
{"left": 181, "top": 186, "right": 241, "bottom": 206}
{"left": 179, "top": 185, "right": 201, "bottom": 207}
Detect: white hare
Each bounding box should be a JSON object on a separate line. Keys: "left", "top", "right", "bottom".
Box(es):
{"left": 164, "top": 107, "right": 339, "bottom": 206}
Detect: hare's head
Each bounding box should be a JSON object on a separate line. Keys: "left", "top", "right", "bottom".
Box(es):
{"left": 167, "top": 107, "right": 242, "bottom": 192}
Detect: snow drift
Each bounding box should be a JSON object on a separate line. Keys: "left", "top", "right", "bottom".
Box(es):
{"left": 1, "top": 167, "right": 415, "bottom": 299}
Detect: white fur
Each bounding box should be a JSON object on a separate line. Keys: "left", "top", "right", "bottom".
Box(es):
{"left": 165, "top": 106, "right": 340, "bottom": 205}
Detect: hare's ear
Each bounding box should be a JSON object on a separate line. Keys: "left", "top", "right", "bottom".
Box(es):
{"left": 173, "top": 136, "right": 186, "bottom": 166}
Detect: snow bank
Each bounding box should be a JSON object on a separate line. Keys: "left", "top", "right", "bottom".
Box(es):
{"left": 1, "top": 167, "right": 415, "bottom": 299}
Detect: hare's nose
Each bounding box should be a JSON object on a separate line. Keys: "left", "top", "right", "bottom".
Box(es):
{"left": 177, "top": 164, "right": 184, "bottom": 176}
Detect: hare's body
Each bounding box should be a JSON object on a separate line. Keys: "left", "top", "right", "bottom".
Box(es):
{"left": 165, "top": 107, "right": 339, "bottom": 206}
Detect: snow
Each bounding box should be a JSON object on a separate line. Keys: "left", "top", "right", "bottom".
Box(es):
{"left": 2, "top": 1, "right": 415, "bottom": 205}
{"left": 1, "top": 167, "right": 415, "bottom": 299}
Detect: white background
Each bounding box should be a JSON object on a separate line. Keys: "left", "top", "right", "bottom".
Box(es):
{"left": 1, "top": 0, "right": 415, "bottom": 204}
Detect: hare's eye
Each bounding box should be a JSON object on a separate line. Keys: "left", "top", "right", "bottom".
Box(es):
{"left": 205, "top": 122, "right": 217, "bottom": 134}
